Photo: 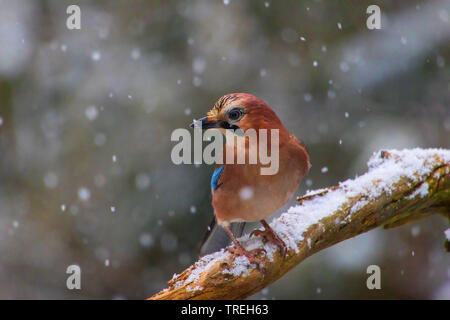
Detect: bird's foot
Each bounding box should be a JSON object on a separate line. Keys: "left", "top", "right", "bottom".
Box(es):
{"left": 227, "top": 246, "right": 266, "bottom": 270}
{"left": 250, "top": 228, "right": 287, "bottom": 256}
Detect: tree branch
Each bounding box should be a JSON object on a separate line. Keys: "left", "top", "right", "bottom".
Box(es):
{"left": 149, "top": 148, "right": 450, "bottom": 300}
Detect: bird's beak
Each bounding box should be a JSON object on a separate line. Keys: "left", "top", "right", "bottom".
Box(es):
{"left": 189, "top": 116, "right": 219, "bottom": 129}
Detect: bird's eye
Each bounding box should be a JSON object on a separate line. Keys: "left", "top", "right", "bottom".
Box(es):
{"left": 228, "top": 109, "right": 243, "bottom": 121}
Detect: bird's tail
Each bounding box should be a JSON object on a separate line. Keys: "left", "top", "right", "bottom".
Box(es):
{"left": 199, "top": 217, "right": 246, "bottom": 257}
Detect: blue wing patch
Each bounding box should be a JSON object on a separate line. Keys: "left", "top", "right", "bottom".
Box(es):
{"left": 211, "top": 165, "right": 224, "bottom": 191}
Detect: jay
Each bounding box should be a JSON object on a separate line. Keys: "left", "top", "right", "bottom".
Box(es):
{"left": 191, "top": 93, "right": 310, "bottom": 264}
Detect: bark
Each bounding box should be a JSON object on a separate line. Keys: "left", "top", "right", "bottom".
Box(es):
{"left": 149, "top": 149, "right": 450, "bottom": 300}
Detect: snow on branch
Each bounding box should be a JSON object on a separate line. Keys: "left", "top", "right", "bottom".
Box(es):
{"left": 149, "top": 148, "right": 450, "bottom": 300}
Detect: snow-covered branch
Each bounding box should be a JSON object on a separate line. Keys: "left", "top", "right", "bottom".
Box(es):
{"left": 149, "top": 148, "right": 450, "bottom": 300}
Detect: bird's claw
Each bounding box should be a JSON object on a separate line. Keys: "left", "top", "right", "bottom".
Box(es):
{"left": 250, "top": 229, "right": 287, "bottom": 257}
{"left": 227, "top": 246, "right": 266, "bottom": 271}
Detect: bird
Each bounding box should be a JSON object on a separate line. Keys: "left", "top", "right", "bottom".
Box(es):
{"left": 191, "top": 93, "right": 310, "bottom": 265}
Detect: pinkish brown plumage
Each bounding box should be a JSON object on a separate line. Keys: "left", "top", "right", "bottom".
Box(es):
{"left": 192, "top": 93, "right": 310, "bottom": 265}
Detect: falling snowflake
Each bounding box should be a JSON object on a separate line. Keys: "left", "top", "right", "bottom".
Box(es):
{"left": 135, "top": 173, "right": 151, "bottom": 190}
{"left": 192, "top": 57, "right": 207, "bottom": 74}
{"left": 304, "top": 93, "right": 312, "bottom": 102}
{"left": 94, "top": 133, "right": 107, "bottom": 146}
{"left": 78, "top": 187, "right": 91, "bottom": 201}
{"left": 340, "top": 62, "right": 350, "bottom": 72}
{"left": 131, "top": 48, "right": 141, "bottom": 60}
{"left": 193, "top": 76, "right": 202, "bottom": 87}
{"left": 91, "top": 51, "right": 101, "bottom": 61}
{"left": 44, "top": 172, "right": 59, "bottom": 189}
{"left": 140, "top": 233, "right": 154, "bottom": 247}
{"left": 85, "top": 105, "right": 99, "bottom": 121}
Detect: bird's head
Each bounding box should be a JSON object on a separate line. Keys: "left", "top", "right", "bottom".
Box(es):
{"left": 190, "top": 93, "right": 285, "bottom": 132}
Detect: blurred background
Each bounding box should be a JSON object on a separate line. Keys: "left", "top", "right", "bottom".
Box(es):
{"left": 0, "top": 0, "right": 449, "bottom": 299}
